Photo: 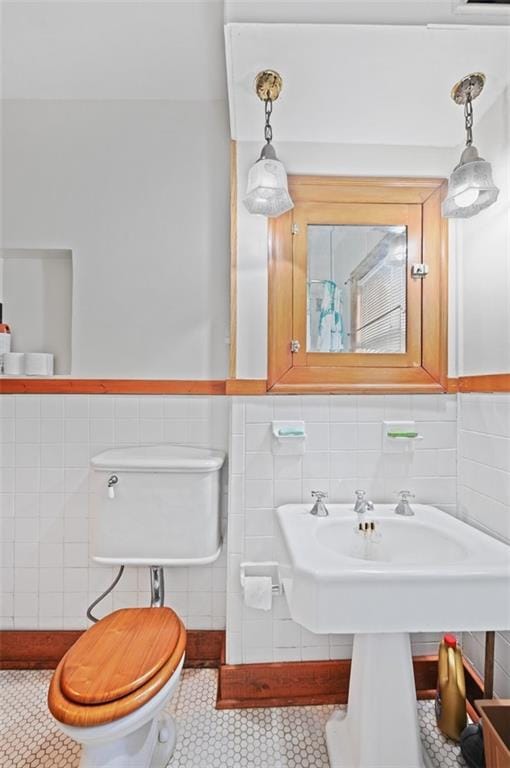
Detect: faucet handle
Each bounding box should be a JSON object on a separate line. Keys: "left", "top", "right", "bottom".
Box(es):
{"left": 354, "top": 489, "right": 367, "bottom": 500}
{"left": 397, "top": 490, "right": 415, "bottom": 501}
{"left": 311, "top": 490, "right": 327, "bottom": 501}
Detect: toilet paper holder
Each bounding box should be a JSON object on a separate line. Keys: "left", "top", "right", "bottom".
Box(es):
{"left": 240, "top": 561, "right": 282, "bottom": 595}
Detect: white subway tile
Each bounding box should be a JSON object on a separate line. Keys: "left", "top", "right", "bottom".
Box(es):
{"left": 329, "top": 396, "right": 357, "bottom": 423}
{"left": 302, "top": 452, "right": 330, "bottom": 479}
{"left": 274, "top": 479, "right": 302, "bottom": 506}
{"left": 0, "top": 419, "right": 15, "bottom": 443}
{"left": 0, "top": 396, "right": 15, "bottom": 418}
{"left": 14, "top": 592, "right": 38, "bottom": 616}
{"left": 14, "top": 568, "right": 38, "bottom": 593}
{"left": 15, "top": 468, "right": 39, "bottom": 493}
{"left": 15, "top": 419, "right": 40, "bottom": 444}
{"left": 273, "top": 396, "right": 302, "bottom": 421}
{"left": 357, "top": 396, "right": 386, "bottom": 422}
{"left": 330, "top": 423, "right": 357, "bottom": 450}
{"left": 139, "top": 419, "right": 164, "bottom": 444}
{"left": 245, "top": 423, "right": 272, "bottom": 452}
{"left": 64, "top": 419, "right": 89, "bottom": 443}
{"left": 14, "top": 493, "right": 39, "bottom": 517}
{"left": 245, "top": 479, "right": 273, "bottom": 509}
{"left": 274, "top": 455, "right": 302, "bottom": 480}
{"left": 64, "top": 396, "right": 89, "bottom": 418}
{"left": 40, "top": 396, "right": 64, "bottom": 418}
{"left": 245, "top": 452, "right": 272, "bottom": 480}
{"left": 245, "top": 508, "right": 274, "bottom": 538}
{"left": 90, "top": 418, "right": 114, "bottom": 444}
{"left": 40, "top": 444, "right": 64, "bottom": 467}
{"left": 139, "top": 397, "right": 166, "bottom": 419}
{"left": 40, "top": 419, "right": 64, "bottom": 444}
{"left": 306, "top": 422, "right": 330, "bottom": 451}
{"left": 15, "top": 517, "right": 39, "bottom": 543}
{"left": 15, "top": 396, "right": 40, "bottom": 419}
{"left": 114, "top": 397, "right": 139, "bottom": 419}
{"left": 246, "top": 399, "right": 274, "bottom": 423}
{"left": 89, "top": 396, "right": 115, "bottom": 418}
{"left": 301, "top": 396, "right": 330, "bottom": 422}
{"left": 39, "top": 542, "right": 63, "bottom": 568}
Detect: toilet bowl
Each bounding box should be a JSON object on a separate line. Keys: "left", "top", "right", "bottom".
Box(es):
{"left": 47, "top": 444, "right": 225, "bottom": 767}
{"left": 48, "top": 607, "right": 186, "bottom": 768}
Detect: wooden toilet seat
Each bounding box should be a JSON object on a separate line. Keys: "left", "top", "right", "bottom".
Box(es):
{"left": 48, "top": 608, "right": 186, "bottom": 727}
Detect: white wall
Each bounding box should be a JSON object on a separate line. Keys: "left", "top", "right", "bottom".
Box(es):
{"left": 235, "top": 140, "right": 457, "bottom": 379}
{"left": 458, "top": 393, "right": 510, "bottom": 697}
{"left": 457, "top": 87, "right": 510, "bottom": 376}
{"left": 2, "top": 99, "right": 230, "bottom": 378}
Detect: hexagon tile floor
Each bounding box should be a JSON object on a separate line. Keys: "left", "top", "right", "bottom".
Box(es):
{"left": 0, "top": 669, "right": 467, "bottom": 768}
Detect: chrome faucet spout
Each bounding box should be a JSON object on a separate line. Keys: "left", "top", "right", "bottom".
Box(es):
{"left": 354, "top": 490, "right": 374, "bottom": 515}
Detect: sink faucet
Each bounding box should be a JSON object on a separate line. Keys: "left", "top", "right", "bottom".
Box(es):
{"left": 395, "top": 490, "right": 415, "bottom": 516}
{"left": 310, "top": 490, "right": 329, "bottom": 517}
{"left": 354, "top": 489, "right": 374, "bottom": 515}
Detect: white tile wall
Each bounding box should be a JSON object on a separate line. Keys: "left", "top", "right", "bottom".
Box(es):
{"left": 0, "top": 395, "right": 228, "bottom": 631}
{"left": 1, "top": 390, "right": 509, "bottom": 695}
{"left": 226, "top": 394, "right": 458, "bottom": 665}
{"left": 458, "top": 393, "right": 510, "bottom": 697}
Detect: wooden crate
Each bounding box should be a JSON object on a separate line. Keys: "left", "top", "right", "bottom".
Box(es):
{"left": 476, "top": 700, "right": 510, "bottom": 768}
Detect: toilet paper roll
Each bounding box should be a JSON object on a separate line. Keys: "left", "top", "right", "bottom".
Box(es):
{"left": 243, "top": 576, "right": 273, "bottom": 611}
{"left": 3, "top": 352, "right": 25, "bottom": 375}
{"left": 24, "top": 353, "right": 54, "bottom": 376}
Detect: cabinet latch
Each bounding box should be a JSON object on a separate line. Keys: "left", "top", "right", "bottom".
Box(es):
{"left": 291, "top": 224, "right": 300, "bottom": 235}
{"left": 411, "top": 264, "right": 429, "bottom": 278}
{"left": 290, "top": 340, "right": 301, "bottom": 353}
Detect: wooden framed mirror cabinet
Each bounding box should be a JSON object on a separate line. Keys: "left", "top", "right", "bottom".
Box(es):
{"left": 268, "top": 176, "right": 449, "bottom": 393}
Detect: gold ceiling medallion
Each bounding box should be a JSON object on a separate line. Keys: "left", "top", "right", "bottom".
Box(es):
{"left": 255, "top": 70, "right": 283, "bottom": 102}
{"left": 451, "top": 72, "right": 486, "bottom": 105}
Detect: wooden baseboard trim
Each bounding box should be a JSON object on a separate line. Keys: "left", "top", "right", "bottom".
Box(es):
{"left": 0, "top": 629, "right": 225, "bottom": 670}
{"left": 225, "top": 379, "right": 268, "bottom": 395}
{"left": 0, "top": 379, "right": 227, "bottom": 395}
{"left": 216, "top": 655, "right": 484, "bottom": 711}
{"left": 217, "top": 655, "right": 439, "bottom": 710}
{"left": 458, "top": 374, "right": 510, "bottom": 393}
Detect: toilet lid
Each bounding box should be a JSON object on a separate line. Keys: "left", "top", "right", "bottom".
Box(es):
{"left": 61, "top": 607, "right": 184, "bottom": 705}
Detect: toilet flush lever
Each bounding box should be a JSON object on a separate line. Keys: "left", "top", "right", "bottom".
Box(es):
{"left": 107, "top": 474, "right": 119, "bottom": 499}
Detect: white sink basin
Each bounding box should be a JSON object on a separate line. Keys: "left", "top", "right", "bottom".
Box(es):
{"left": 276, "top": 503, "right": 510, "bottom": 768}
{"left": 315, "top": 517, "right": 468, "bottom": 565}
{"left": 276, "top": 503, "right": 510, "bottom": 635}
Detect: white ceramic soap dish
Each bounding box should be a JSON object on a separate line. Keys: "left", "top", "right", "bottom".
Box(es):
{"left": 271, "top": 420, "right": 306, "bottom": 455}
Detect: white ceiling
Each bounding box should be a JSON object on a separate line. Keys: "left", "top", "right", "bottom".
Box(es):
{"left": 225, "top": 23, "right": 510, "bottom": 147}
{"left": 3, "top": 1, "right": 509, "bottom": 102}
{"left": 225, "top": 1, "right": 510, "bottom": 26}
{"left": 1, "top": 1, "right": 227, "bottom": 100}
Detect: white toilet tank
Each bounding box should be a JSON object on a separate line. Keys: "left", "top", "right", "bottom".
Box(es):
{"left": 90, "top": 444, "right": 225, "bottom": 566}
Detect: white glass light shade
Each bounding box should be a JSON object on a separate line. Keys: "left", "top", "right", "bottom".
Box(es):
{"left": 442, "top": 145, "right": 499, "bottom": 219}
{"left": 243, "top": 147, "right": 294, "bottom": 218}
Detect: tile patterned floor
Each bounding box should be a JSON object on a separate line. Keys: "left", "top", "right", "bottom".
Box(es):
{"left": 0, "top": 669, "right": 466, "bottom": 768}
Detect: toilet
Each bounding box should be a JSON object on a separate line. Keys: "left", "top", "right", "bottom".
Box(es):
{"left": 48, "top": 444, "right": 225, "bottom": 768}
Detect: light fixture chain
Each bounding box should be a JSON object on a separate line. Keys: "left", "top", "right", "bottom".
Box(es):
{"left": 464, "top": 94, "right": 473, "bottom": 147}
{"left": 264, "top": 98, "right": 273, "bottom": 143}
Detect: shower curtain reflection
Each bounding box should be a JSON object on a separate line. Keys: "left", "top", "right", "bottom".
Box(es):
{"left": 307, "top": 279, "right": 344, "bottom": 353}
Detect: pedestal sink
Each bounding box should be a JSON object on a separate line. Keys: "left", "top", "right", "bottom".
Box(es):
{"left": 275, "top": 504, "right": 510, "bottom": 768}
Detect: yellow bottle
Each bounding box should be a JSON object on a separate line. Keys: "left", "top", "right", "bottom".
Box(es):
{"left": 435, "top": 634, "right": 467, "bottom": 741}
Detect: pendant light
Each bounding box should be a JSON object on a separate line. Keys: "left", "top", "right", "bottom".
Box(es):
{"left": 442, "top": 73, "right": 499, "bottom": 219}
{"left": 243, "top": 70, "right": 294, "bottom": 218}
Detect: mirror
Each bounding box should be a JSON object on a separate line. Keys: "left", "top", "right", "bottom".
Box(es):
{"left": 307, "top": 225, "right": 407, "bottom": 354}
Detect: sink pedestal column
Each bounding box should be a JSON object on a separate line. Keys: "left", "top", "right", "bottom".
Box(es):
{"left": 326, "top": 633, "right": 427, "bottom": 768}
